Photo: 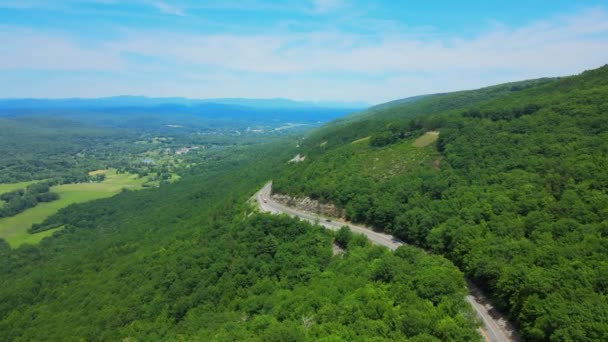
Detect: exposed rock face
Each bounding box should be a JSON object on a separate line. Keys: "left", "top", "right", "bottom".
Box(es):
{"left": 332, "top": 243, "right": 345, "bottom": 256}
{"left": 288, "top": 154, "right": 306, "bottom": 163}
{"left": 271, "top": 193, "right": 345, "bottom": 219}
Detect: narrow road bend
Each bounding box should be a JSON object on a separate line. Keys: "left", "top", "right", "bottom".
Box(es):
{"left": 255, "top": 181, "right": 520, "bottom": 342}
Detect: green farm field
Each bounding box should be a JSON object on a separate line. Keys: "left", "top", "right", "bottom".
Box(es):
{"left": 0, "top": 181, "right": 40, "bottom": 209}
{"left": 0, "top": 180, "right": 39, "bottom": 194}
{"left": 0, "top": 169, "right": 147, "bottom": 247}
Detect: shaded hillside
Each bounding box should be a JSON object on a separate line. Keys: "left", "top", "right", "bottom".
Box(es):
{"left": 274, "top": 65, "right": 608, "bottom": 341}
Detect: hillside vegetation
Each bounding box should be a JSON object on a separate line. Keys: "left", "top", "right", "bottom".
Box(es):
{"left": 274, "top": 65, "right": 608, "bottom": 340}
{"left": 0, "top": 142, "right": 480, "bottom": 341}
{"left": 303, "top": 77, "right": 555, "bottom": 150}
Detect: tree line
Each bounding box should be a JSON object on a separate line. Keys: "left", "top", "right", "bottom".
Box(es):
{"left": 0, "top": 182, "right": 59, "bottom": 218}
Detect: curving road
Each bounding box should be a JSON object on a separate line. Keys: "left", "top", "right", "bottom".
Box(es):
{"left": 255, "top": 181, "right": 520, "bottom": 342}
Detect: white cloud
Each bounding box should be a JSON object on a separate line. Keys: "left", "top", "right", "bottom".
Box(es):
{"left": 311, "top": 0, "right": 343, "bottom": 14}
{"left": 154, "top": 2, "right": 185, "bottom": 16}
{"left": 107, "top": 8, "right": 608, "bottom": 77}
{"left": 1, "top": 8, "right": 607, "bottom": 102}
{"left": 0, "top": 27, "right": 125, "bottom": 71}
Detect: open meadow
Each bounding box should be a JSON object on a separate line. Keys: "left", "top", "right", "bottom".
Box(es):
{"left": 0, "top": 170, "right": 147, "bottom": 247}
{"left": 0, "top": 180, "right": 38, "bottom": 194}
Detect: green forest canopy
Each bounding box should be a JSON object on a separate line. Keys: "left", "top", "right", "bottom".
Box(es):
{"left": 274, "top": 65, "right": 608, "bottom": 341}
{"left": 0, "top": 141, "right": 481, "bottom": 341}
{"left": 3, "top": 65, "right": 608, "bottom": 341}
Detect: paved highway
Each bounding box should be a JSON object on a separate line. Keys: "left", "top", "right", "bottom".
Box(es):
{"left": 255, "top": 181, "right": 520, "bottom": 342}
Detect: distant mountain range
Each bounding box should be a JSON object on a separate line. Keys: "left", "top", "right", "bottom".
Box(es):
{"left": 0, "top": 96, "right": 369, "bottom": 110}
{"left": 0, "top": 96, "right": 367, "bottom": 133}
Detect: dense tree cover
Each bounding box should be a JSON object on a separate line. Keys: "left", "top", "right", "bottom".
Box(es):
{"left": 0, "top": 140, "right": 480, "bottom": 341}
{"left": 302, "top": 78, "right": 555, "bottom": 152}
{"left": 0, "top": 115, "right": 301, "bottom": 184}
{"left": 0, "top": 100, "right": 353, "bottom": 184}
{"left": 0, "top": 181, "right": 59, "bottom": 217}
{"left": 274, "top": 65, "right": 608, "bottom": 340}
{"left": 368, "top": 118, "right": 444, "bottom": 148}
{"left": 0, "top": 114, "right": 304, "bottom": 222}
{"left": 0, "top": 117, "right": 142, "bottom": 183}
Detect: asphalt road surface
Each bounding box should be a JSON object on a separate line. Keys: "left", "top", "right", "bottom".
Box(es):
{"left": 255, "top": 181, "right": 520, "bottom": 342}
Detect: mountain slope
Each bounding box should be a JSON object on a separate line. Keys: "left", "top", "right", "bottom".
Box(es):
{"left": 0, "top": 141, "right": 481, "bottom": 341}
{"left": 302, "top": 77, "right": 556, "bottom": 150}
{"left": 273, "top": 65, "right": 608, "bottom": 341}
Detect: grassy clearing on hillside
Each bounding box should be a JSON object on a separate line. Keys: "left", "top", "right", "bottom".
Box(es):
{"left": 0, "top": 180, "right": 39, "bottom": 194}
{"left": 14, "top": 226, "right": 64, "bottom": 246}
{"left": 0, "top": 169, "right": 147, "bottom": 247}
{"left": 284, "top": 135, "right": 439, "bottom": 190}
{"left": 413, "top": 131, "right": 439, "bottom": 147}
{"left": 351, "top": 136, "right": 370, "bottom": 144}
{"left": 355, "top": 136, "right": 439, "bottom": 179}
{"left": 88, "top": 170, "right": 106, "bottom": 176}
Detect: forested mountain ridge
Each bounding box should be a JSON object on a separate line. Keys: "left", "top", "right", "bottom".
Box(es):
{"left": 1, "top": 141, "right": 481, "bottom": 340}
{"left": 0, "top": 97, "right": 361, "bottom": 136}
{"left": 274, "top": 65, "right": 608, "bottom": 341}
{"left": 303, "top": 77, "right": 556, "bottom": 149}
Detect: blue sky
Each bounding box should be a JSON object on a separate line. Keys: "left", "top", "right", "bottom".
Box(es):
{"left": 1, "top": 0, "right": 607, "bottom": 103}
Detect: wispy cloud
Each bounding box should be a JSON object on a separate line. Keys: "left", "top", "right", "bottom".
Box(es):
{"left": 0, "top": 5, "right": 607, "bottom": 102}
{"left": 0, "top": 27, "right": 125, "bottom": 71}
{"left": 0, "top": 0, "right": 119, "bottom": 9}
{"left": 97, "top": 8, "right": 608, "bottom": 77}
{"left": 154, "top": 2, "right": 185, "bottom": 16}
{"left": 311, "top": 0, "right": 344, "bottom": 14}
{"left": 0, "top": 0, "right": 63, "bottom": 10}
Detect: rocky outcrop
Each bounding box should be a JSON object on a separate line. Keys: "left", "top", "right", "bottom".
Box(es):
{"left": 288, "top": 154, "right": 306, "bottom": 163}
{"left": 271, "top": 193, "right": 345, "bottom": 219}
